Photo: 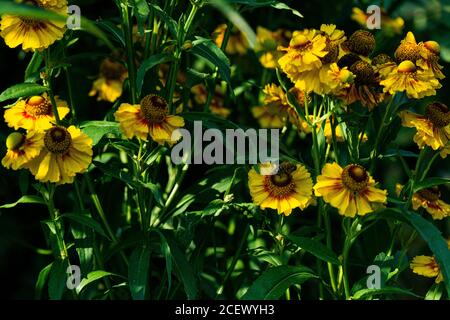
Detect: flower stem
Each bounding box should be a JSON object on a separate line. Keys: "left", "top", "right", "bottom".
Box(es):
{"left": 121, "top": 1, "right": 138, "bottom": 104}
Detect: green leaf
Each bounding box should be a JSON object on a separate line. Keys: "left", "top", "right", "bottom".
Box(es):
{"left": 160, "top": 238, "right": 173, "bottom": 293}
{"left": 136, "top": 53, "right": 174, "bottom": 96}
{"left": 76, "top": 270, "right": 117, "bottom": 295}
{"left": 35, "top": 263, "right": 53, "bottom": 299}
{"left": 48, "top": 259, "right": 67, "bottom": 300}
{"left": 0, "top": 83, "right": 47, "bottom": 103}
{"left": 393, "top": 208, "right": 450, "bottom": 296}
{"left": 60, "top": 213, "right": 108, "bottom": 239}
{"left": 148, "top": 4, "right": 178, "bottom": 39}
{"left": 425, "top": 283, "right": 444, "bottom": 300}
{"left": 286, "top": 235, "right": 341, "bottom": 265}
{"left": 96, "top": 20, "right": 126, "bottom": 47}
{"left": 80, "top": 121, "right": 121, "bottom": 146}
{"left": 0, "top": 195, "right": 46, "bottom": 209}
{"left": 352, "top": 287, "right": 421, "bottom": 300}
{"left": 160, "top": 231, "right": 198, "bottom": 299}
{"left": 25, "top": 52, "right": 44, "bottom": 82}
{"left": 242, "top": 265, "right": 317, "bottom": 300}
{"left": 128, "top": 245, "right": 151, "bottom": 300}
{"left": 413, "top": 177, "right": 450, "bottom": 193}
{"left": 191, "top": 37, "right": 231, "bottom": 84}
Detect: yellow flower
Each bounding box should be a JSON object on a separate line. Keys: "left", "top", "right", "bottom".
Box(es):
{"left": 248, "top": 162, "right": 314, "bottom": 216}
{"left": 372, "top": 53, "right": 397, "bottom": 79}
{"left": 213, "top": 24, "right": 249, "bottom": 55}
{"left": 396, "top": 184, "right": 449, "bottom": 220}
{"left": 380, "top": 60, "right": 441, "bottom": 99}
{"left": 0, "top": 0, "right": 67, "bottom": 51}
{"left": 191, "top": 84, "right": 231, "bottom": 118}
{"left": 4, "top": 93, "right": 70, "bottom": 132}
{"left": 2, "top": 131, "right": 44, "bottom": 170}
{"left": 26, "top": 126, "right": 93, "bottom": 184}
{"left": 115, "top": 94, "right": 185, "bottom": 145}
{"left": 399, "top": 102, "right": 450, "bottom": 157}
{"left": 417, "top": 41, "right": 445, "bottom": 80}
{"left": 89, "top": 58, "right": 128, "bottom": 103}
{"left": 255, "top": 26, "right": 290, "bottom": 69}
{"left": 314, "top": 163, "right": 387, "bottom": 217}
{"left": 351, "top": 7, "right": 404, "bottom": 36}
{"left": 278, "top": 29, "right": 328, "bottom": 82}
{"left": 410, "top": 255, "right": 443, "bottom": 283}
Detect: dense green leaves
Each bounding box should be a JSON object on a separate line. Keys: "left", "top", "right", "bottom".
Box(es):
{"left": 242, "top": 266, "right": 317, "bottom": 299}
{"left": 136, "top": 53, "right": 174, "bottom": 96}
{"left": 76, "top": 271, "right": 117, "bottom": 295}
{"left": 128, "top": 245, "right": 151, "bottom": 300}
{"left": 80, "top": 121, "right": 122, "bottom": 146}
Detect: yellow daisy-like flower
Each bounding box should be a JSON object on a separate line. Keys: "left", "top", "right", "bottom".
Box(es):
{"left": 248, "top": 162, "right": 314, "bottom": 216}
{"left": 0, "top": 0, "right": 67, "bottom": 51}
{"left": 213, "top": 24, "right": 249, "bottom": 55}
{"left": 4, "top": 93, "right": 70, "bottom": 132}
{"left": 255, "top": 26, "right": 290, "bottom": 69}
{"left": 89, "top": 58, "right": 128, "bottom": 103}
{"left": 396, "top": 184, "right": 449, "bottom": 220}
{"left": 2, "top": 131, "right": 44, "bottom": 170}
{"left": 399, "top": 102, "right": 450, "bottom": 157}
{"left": 115, "top": 94, "right": 185, "bottom": 145}
{"left": 417, "top": 41, "right": 445, "bottom": 80}
{"left": 380, "top": 60, "right": 441, "bottom": 99}
{"left": 278, "top": 29, "right": 328, "bottom": 83}
{"left": 314, "top": 163, "right": 387, "bottom": 217}
{"left": 26, "top": 126, "right": 93, "bottom": 184}
{"left": 191, "top": 84, "right": 230, "bottom": 118}
{"left": 410, "top": 255, "right": 443, "bottom": 283}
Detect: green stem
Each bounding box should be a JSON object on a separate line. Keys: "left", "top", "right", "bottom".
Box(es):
{"left": 322, "top": 204, "right": 338, "bottom": 294}
{"left": 122, "top": 2, "right": 138, "bottom": 103}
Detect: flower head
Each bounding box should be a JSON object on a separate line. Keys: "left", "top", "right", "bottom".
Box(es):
{"left": 399, "top": 102, "right": 450, "bottom": 157}
{"left": 0, "top": 0, "right": 67, "bottom": 51}
{"left": 248, "top": 162, "right": 314, "bottom": 216}
{"left": 380, "top": 60, "right": 441, "bottom": 99}
{"left": 115, "top": 94, "right": 185, "bottom": 145}
{"left": 255, "top": 26, "right": 291, "bottom": 69}
{"left": 417, "top": 40, "right": 445, "bottom": 80}
{"left": 2, "top": 131, "right": 44, "bottom": 170}
{"left": 26, "top": 126, "right": 93, "bottom": 184}
{"left": 410, "top": 255, "right": 443, "bottom": 283}
{"left": 89, "top": 58, "right": 128, "bottom": 102}
{"left": 4, "top": 93, "right": 70, "bottom": 132}
{"left": 314, "top": 163, "right": 387, "bottom": 217}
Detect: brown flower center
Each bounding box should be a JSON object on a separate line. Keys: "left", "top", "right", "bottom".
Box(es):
{"left": 321, "top": 41, "right": 339, "bottom": 64}
{"left": 425, "top": 102, "right": 450, "bottom": 128}
{"left": 140, "top": 94, "right": 168, "bottom": 123}
{"left": 337, "top": 53, "right": 361, "bottom": 69}
{"left": 395, "top": 42, "right": 421, "bottom": 63}
{"left": 341, "top": 164, "right": 369, "bottom": 192}
{"left": 25, "top": 95, "right": 52, "bottom": 117}
{"left": 417, "top": 186, "right": 441, "bottom": 202}
{"left": 349, "top": 60, "right": 376, "bottom": 85}
{"left": 265, "top": 162, "right": 297, "bottom": 197}
{"left": 44, "top": 127, "right": 72, "bottom": 154}
{"left": 347, "top": 30, "right": 376, "bottom": 56}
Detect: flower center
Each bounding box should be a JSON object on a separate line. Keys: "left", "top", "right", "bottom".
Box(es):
{"left": 417, "top": 186, "right": 441, "bottom": 202}
{"left": 395, "top": 42, "right": 420, "bottom": 63}
{"left": 372, "top": 53, "right": 393, "bottom": 66}
{"left": 341, "top": 164, "right": 369, "bottom": 192}
{"left": 425, "top": 102, "right": 450, "bottom": 128}
{"left": 337, "top": 53, "right": 361, "bottom": 69}
{"left": 140, "top": 94, "right": 168, "bottom": 123}
{"left": 6, "top": 132, "right": 26, "bottom": 151}
{"left": 265, "top": 162, "right": 296, "bottom": 197}
{"left": 347, "top": 30, "right": 376, "bottom": 56}
{"left": 25, "top": 95, "right": 52, "bottom": 117}
{"left": 349, "top": 60, "right": 376, "bottom": 85}
{"left": 44, "top": 127, "right": 72, "bottom": 154}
